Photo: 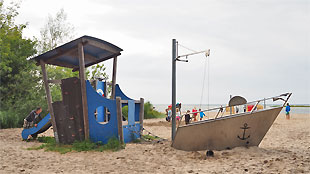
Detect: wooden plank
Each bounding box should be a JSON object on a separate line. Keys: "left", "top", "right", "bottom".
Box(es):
{"left": 35, "top": 46, "right": 78, "bottom": 66}
{"left": 120, "top": 100, "right": 141, "bottom": 104}
{"left": 104, "top": 81, "right": 108, "bottom": 122}
{"left": 47, "top": 79, "right": 62, "bottom": 84}
{"left": 66, "top": 51, "right": 98, "bottom": 62}
{"left": 40, "top": 60, "right": 59, "bottom": 143}
{"left": 78, "top": 42, "right": 89, "bottom": 140}
{"left": 139, "top": 98, "right": 144, "bottom": 135}
{"left": 72, "top": 53, "right": 120, "bottom": 72}
{"left": 111, "top": 56, "right": 118, "bottom": 99}
{"left": 46, "top": 61, "right": 77, "bottom": 69}
{"left": 116, "top": 97, "right": 124, "bottom": 144}
{"left": 61, "top": 77, "right": 85, "bottom": 142}
{"left": 85, "top": 38, "right": 120, "bottom": 53}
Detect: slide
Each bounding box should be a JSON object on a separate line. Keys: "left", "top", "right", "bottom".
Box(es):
{"left": 21, "top": 113, "right": 52, "bottom": 140}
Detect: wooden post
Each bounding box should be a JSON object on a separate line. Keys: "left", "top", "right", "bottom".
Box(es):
{"left": 104, "top": 80, "right": 108, "bottom": 122}
{"left": 40, "top": 60, "right": 59, "bottom": 143}
{"left": 111, "top": 56, "right": 118, "bottom": 99}
{"left": 116, "top": 97, "right": 124, "bottom": 144}
{"left": 78, "top": 42, "right": 89, "bottom": 140}
{"left": 139, "top": 98, "right": 144, "bottom": 136}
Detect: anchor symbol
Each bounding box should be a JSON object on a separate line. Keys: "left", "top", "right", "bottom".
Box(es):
{"left": 237, "top": 123, "right": 250, "bottom": 140}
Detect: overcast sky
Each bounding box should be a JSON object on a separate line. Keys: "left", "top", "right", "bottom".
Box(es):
{"left": 10, "top": 0, "right": 310, "bottom": 104}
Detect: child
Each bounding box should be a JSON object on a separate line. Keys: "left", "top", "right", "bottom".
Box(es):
{"left": 176, "top": 108, "right": 181, "bottom": 121}
{"left": 23, "top": 107, "right": 42, "bottom": 128}
{"left": 185, "top": 110, "right": 191, "bottom": 125}
{"left": 192, "top": 107, "right": 197, "bottom": 121}
{"left": 166, "top": 108, "right": 172, "bottom": 122}
{"left": 199, "top": 109, "right": 205, "bottom": 121}
{"left": 285, "top": 103, "right": 291, "bottom": 120}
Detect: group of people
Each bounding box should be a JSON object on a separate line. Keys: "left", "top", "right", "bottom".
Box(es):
{"left": 184, "top": 107, "right": 206, "bottom": 125}
{"left": 165, "top": 106, "right": 207, "bottom": 125}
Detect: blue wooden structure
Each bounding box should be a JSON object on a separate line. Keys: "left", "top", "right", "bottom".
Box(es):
{"left": 87, "top": 81, "right": 142, "bottom": 144}
{"left": 25, "top": 35, "right": 144, "bottom": 144}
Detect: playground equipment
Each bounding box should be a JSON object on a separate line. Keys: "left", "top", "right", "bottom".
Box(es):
{"left": 22, "top": 113, "right": 51, "bottom": 140}
{"left": 172, "top": 93, "right": 291, "bottom": 151}
{"left": 22, "top": 36, "right": 144, "bottom": 144}
{"left": 170, "top": 39, "right": 292, "bottom": 151}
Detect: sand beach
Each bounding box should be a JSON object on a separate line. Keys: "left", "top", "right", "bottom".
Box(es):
{"left": 0, "top": 113, "right": 309, "bottom": 174}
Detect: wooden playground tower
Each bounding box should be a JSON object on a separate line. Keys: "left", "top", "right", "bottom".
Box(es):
{"left": 30, "top": 36, "right": 144, "bottom": 144}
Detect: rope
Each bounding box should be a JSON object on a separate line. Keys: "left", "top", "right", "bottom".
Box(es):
{"left": 199, "top": 56, "right": 208, "bottom": 109}
{"left": 207, "top": 55, "right": 210, "bottom": 117}
{"left": 141, "top": 128, "right": 167, "bottom": 141}
{"left": 178, "top": 43, "right": 197, "bottom": 53}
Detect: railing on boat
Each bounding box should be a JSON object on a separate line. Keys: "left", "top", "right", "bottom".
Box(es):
{"left": 178, "top": 92, "right": 292, "bottom": 125}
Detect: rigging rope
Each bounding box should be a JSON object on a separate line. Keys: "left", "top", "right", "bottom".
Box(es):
{"left": 178, "top": 43, "right": 210, "bottom": 113}
{"left": 178, "top": 43, "right": 197, "bottom": 53}
{"left": 199, "top": 56, "right": 208, "bottom": 109}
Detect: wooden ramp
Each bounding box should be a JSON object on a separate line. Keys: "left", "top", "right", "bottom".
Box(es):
{"left": 172, "top": 107, "right": 282, "bottom": 151}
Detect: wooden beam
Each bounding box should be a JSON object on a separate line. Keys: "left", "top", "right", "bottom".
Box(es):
{"left": 72, "top": 53, "right": 120, "bottom": 72}
{"left": 47, "top": 79, "right": 62, "bottom": 84}
{"left": 66, "top": 50, "right": 98, "bottom": 62}
{"left": 40, "top": 60, "right": 59, "bottom": 143}
{"left": 45, "top": 61, "right": 77, "bottom": 69}
{"left": 84, "top": 53, "right": 98, "bottom": 62}
{"left": 111, "top": 56, "right": 118, "bottom": 99}
{"left": 78, "top": 42, "right": 89, "bottom": 140}
{"left": 85, "top": 38, "right": 119, "bottom": 54}
{"left": 116, "top": 97, "right": 124, "bottom": 144}
{"left": 139, "top": 98, "right": 144, "bottom": 136}
{"left": 120, "top": 100, "right": 141, "bottom": 104}
{"left": 36, "top": 46, "right": 78, "bottom": 66}
{"left": 104, "top": 81, "right": 108, "bottom": 122}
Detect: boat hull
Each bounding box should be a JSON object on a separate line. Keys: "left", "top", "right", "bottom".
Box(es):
{"left": 172, "top": 107, "right": 282, "bottom": 151}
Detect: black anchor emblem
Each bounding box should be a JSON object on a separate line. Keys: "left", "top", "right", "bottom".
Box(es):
{"left": 237, "top": 123, "right": 250, "bottom": 140}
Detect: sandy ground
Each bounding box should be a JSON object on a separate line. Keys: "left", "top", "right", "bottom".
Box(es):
{"left": 0, "top": 113, "right": 309, "bottom": 174}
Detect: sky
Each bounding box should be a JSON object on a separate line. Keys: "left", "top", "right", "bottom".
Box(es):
{"left": 8, "top": 0, "right": 310, "bottom": 104}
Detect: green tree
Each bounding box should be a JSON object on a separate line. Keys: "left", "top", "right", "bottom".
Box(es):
{"left": 37, "top": 8, "right": 78, "bottom": 102}
{"left": 38, "top": 8, "right": 109, "bottom": 101}
{"left": 0, "top": 1, "right": 42, "bottom": 128}
{"left": 37, "top": 8, "right": 75, "bottom": 54}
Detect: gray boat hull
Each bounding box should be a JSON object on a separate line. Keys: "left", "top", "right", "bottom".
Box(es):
{"left": 172, "top": 107, "right": 282, "bottom": 151}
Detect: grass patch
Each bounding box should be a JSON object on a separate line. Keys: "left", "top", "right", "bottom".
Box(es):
{"left": 142, "top": 134, "right": 159, "bottom": 141}
{"left": 27, "top": 136, "right": 125, "bottom": 154}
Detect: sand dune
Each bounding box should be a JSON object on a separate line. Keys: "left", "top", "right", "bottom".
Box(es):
{"left": 0, "top": 113, "right": 309, "bottom": 174}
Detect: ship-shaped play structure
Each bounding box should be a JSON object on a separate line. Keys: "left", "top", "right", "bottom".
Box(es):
{"left": 172, "top": 93, "right": 292, "bottom": 151}
{"left": 170, "top": 39, "right": 292, "bottom": 151}
{"left": 22, "top": 36, "right": 144, "bottom": 144}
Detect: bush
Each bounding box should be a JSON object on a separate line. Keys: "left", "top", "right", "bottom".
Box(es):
{"left": 121, "top": 101, "right": 164, "bottom": 120}
{"left": 0, "top": 110, "right": 22, "bottom": 129}
{"left": 144, "top": 101, "right": 164, "bottom": 119}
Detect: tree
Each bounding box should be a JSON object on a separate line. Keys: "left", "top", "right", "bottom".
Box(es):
{"left": 37, "top": 8, "right": 109, "bottom": 101}
{"left": 0, "top": 1, "right": 41, "bottom": 128}
{"left": 37, "top": 8, "right": 75, "bottom": 54}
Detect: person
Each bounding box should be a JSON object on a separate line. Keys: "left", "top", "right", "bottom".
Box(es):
{"left": 185, "top": 110, "right": 191, "bottom": 125}
{"left": 199, "top": 109, "right": 205, "bottom": 121}
{"left": 285, "top": 103, "right": 291, "bottom": 120}
{"left": 192, "top": 107, "right": 198, "bottom": 121}
{"left": 176, "top": 108, "right": 181, "bottom": 121}
{"left": 166, "top": 108, "right": 172, "bottom": 122}
{"left": 23, "top": 107, "right": 42, "bottom": 129}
